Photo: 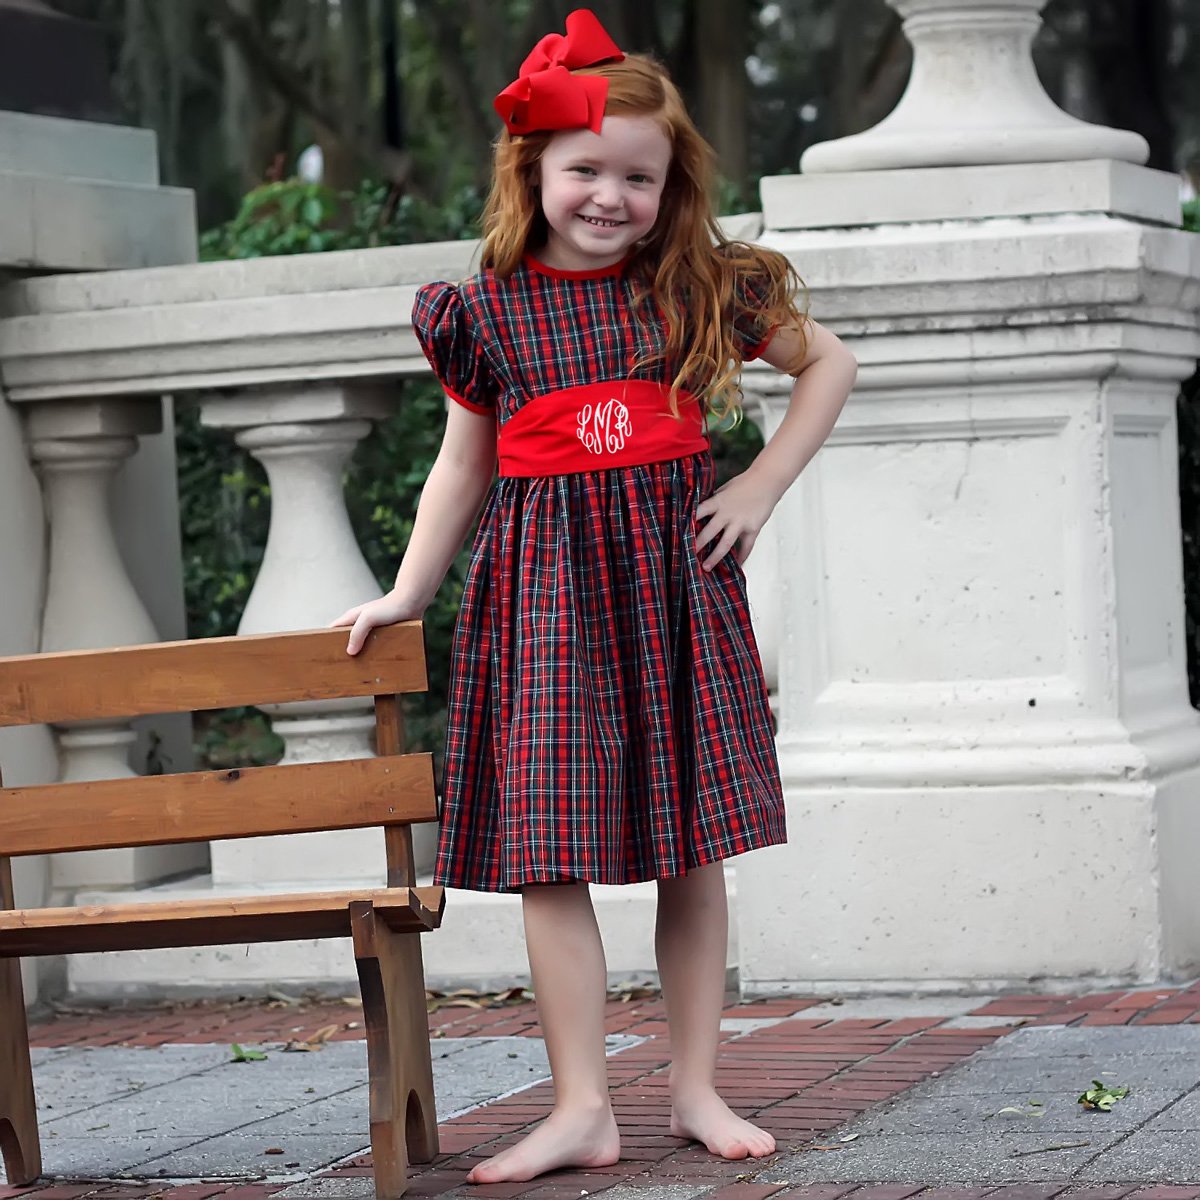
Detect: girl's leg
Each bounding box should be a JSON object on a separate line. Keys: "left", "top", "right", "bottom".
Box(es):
{"left": 467, "top": 882, "right": 620, "bottom": 1184}
{"left": 656, "top": 862, "right": 776, "bottom": 1159}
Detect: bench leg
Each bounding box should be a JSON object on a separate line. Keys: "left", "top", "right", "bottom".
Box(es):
{"left": 0, "top": 957, "right": 42, "bottom": 1186}
{"left": 351, "top": 902, "right": 439, "bottom": 1200}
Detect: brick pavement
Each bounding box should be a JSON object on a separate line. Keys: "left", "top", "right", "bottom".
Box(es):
{"left": 5, "top": 982, "right": 1200, "bottom": 1200}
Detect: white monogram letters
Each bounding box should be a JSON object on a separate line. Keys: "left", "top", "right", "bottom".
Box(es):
{"left": 576, "top": 397, "right": 633, "bottom": 455}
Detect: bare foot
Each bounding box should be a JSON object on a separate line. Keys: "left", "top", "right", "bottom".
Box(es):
{"left": 466, "top": 1102, "right": 621, "bottom": 1184}
{"left": 671, "top": 1088, "right": 776, "bottom": 1160}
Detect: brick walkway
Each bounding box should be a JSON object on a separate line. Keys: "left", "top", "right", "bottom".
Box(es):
{"left": 6, "top": 982, "right": 1200, "bottom": 1200}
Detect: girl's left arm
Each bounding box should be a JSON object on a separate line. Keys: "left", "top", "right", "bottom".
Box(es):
{"left": 695, "top": 320, "right": 857, "bottom": 571}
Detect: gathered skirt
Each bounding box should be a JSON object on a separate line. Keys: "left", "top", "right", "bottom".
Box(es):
{"left": 432, "top": 451, "right": 786, "bottom": 893}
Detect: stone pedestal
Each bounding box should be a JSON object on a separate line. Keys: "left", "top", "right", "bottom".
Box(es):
{"left": 736, "top": 0, "right": 1200, "bottom": 992}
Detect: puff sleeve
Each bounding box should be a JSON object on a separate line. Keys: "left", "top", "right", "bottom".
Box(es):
{"left": 729, "top": 269, "right": 777, "bottom": 363}
{"left": 411, "top": 282, "right": 496, "bottom": 414}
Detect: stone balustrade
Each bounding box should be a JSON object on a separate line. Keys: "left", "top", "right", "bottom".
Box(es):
{"left": 1, "top": 241, "right": 480, "bottom": 893}
{"left": 0, "top": 224, "right": 776, "bottom": 994}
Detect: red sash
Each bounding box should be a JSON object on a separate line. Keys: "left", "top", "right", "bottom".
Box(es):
{"left": 498, "top": 381, "right": 708, "bottom": 478}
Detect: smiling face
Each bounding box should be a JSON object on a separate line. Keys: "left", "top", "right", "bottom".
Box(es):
{"left": 535, "top": 114, "right": 672, "bottom": 272}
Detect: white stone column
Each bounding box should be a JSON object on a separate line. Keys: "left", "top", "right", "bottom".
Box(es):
{"left": 200, "top": 383, "right": 438, "bottom": 884}
{"left": 25, "top": 399, "right": 206, "bottom": 889}
{"left": 736, "top": 0, "right": 1200, "bottom": 993}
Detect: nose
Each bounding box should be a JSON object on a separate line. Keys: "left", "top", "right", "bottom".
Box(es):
{"left": 591, "top": 176, "right": 623, "bottom": 209}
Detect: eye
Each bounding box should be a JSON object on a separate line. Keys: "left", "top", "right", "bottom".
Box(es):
{"left": 628, "top": 174, "right": 652, "bottom": 184}
{"left": 571, "top": 165, "right": 596, "bottom": 175}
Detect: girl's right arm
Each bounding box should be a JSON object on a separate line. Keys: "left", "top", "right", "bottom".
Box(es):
{"left": 331, "top": 401, "right": 498, "bottom": 655}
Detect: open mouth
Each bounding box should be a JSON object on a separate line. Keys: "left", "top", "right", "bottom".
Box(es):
{"left": 577, "top": 215, "right": 624, "bottom": 228}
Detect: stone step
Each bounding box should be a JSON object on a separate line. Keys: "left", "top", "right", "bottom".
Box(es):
{"left": 0, "top": 109, "right": 160, "bottom": 185}
{"left": 0, "top": 170, "right": 195, "bottom": 273}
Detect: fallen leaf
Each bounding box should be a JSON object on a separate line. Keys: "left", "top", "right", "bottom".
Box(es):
{"left": 263, "top": 1147, "right": 285, "bottom": 1155}
{"left": 230, "top": 1044, "right": 268, "bottom": 1063}
{"left": 1078, "top": 1081, "right": 1131, "bottom": 1112}
{"left": 839, "top": 1134, "right": 860, "bottom": 1143}
{"left": 283, "top": 1023, "right": 340, "bottom": 1052}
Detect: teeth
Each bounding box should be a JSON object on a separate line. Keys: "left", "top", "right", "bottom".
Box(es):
{"left": 581, "top": 216, "right": 621, "bottom": 227}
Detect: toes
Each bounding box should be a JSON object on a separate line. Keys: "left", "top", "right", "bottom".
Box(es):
{"left": 747, "top": 1130, "right": 776, "bottom": 1156}
{"left": 712, "top": 1138, "right": 751, "bottom": 1161}
{"left": 467, "top": 1160, "right": 512, "bottom": 1185}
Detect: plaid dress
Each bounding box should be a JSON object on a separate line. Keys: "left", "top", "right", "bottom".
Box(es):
{"left": 412, "top": 254, "right": 786, "bottom": 893}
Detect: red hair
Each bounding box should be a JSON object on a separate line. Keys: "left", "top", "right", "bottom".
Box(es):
{"left": 480, "top": 54, "right": 808, "bottom": 420}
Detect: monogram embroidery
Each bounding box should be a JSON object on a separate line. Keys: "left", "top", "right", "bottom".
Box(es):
{"left": 576, "top": 397, "right": 633, "bottom": 455}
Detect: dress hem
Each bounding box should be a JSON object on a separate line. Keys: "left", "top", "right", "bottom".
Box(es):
{"left": 432, "top": 831, "right": 787, "bottom": 895}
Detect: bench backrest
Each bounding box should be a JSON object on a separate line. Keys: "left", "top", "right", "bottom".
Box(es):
{"left": 0, "top": 623, "right": 433, "bottom": 887}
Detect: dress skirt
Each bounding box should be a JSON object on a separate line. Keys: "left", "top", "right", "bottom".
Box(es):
{"left": 432, "top": 451, "right": 786, "bottom": 893}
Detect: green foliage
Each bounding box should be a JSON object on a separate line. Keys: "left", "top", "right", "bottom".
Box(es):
{"left": 1184, "top": 198, "right": 1200, "bottom": 233}
{"left": 1077, "top": 1081, "right": 1130, "bottom": 1112}
{"left": 199, "top": 179, "right": 483, "bottom": 260}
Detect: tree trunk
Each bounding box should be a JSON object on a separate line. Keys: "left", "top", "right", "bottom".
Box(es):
{"left": 1087, "top": 0, "right": 1176, "bottom": 170}
{"left": 831, "top": 0, "right": 909, "bottom": 136}
{"left": 691, "top": 0, "right": 749, "bottom": 191}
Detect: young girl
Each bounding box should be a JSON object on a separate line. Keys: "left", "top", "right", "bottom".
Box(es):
{"left": 334, "top": 8, "right": 856, "bottom": 1184}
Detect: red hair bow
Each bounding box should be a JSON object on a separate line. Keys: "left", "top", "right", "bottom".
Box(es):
{"left": 493, "top": 9, "right": 625, "bottom": 137}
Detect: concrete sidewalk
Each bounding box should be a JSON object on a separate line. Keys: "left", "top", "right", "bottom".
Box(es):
{"left": 4, "top": 983, "right": 1200, "bottom": 1200}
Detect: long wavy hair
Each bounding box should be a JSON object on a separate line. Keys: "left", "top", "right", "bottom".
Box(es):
{"left": 480, "top": 54, "right": 808, "bottom": 420}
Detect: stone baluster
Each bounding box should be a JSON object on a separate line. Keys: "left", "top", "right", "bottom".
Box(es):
{"left": 200, "top": 383, "right": 438, "bottom": 885}
{"left": 802, "top": 0, "right": 1147, "bottom": 174}
{"left": 25, "top": 399, "right": 205, "bottom": 890}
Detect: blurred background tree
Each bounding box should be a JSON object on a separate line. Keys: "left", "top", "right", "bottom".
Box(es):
{"left": 40, "top": 0, "right": 1200, "bottom": 228}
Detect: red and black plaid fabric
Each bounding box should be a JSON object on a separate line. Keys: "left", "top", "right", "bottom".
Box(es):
{"left": 412, "top": 255, "right": 785, "bottom": 893}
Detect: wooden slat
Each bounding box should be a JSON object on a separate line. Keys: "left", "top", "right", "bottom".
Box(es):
{"left": 376, "top": 694, "right": 417, "bottom": 888}
{"left": 0, "top": 623, "right": 427, "bottom": 728}
{"left": 0, "top": 754, "right": 437, "bottom": 857}
{"left": 0, "top": 885, "right": 445, "bottom": 958}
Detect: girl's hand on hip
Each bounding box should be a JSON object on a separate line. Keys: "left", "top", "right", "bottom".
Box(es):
{"left": 694, "top": 472, "right": 776, "bottom": 571}
{"left": 330, "top": 591, "right": 421, "bottom": 656}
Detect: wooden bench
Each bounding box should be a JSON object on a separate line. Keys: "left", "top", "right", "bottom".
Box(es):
{"left": 0, "top": 622, "right": 442, "bottom": 1199}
